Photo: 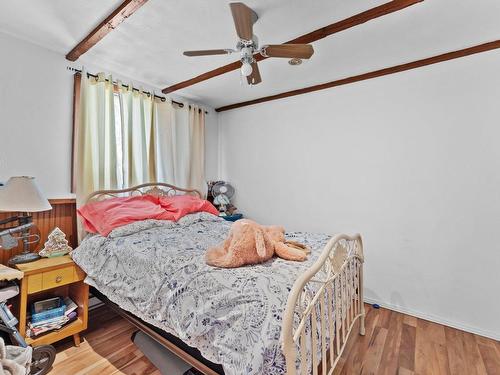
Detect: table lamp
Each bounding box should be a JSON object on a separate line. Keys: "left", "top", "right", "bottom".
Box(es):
{"left": 0, "top": 176, "right": 52, "bottom": 264}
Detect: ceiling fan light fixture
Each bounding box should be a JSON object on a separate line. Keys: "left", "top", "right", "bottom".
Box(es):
{"left": 240, "top": 61, "right": 253, "bottom": 76}
{"left": 181, "top": 3, "right": 315, "bottom": 86}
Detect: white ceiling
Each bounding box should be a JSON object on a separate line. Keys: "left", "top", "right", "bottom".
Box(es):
{"left": 1, "top": 0, "right": 499, "bottom": 108}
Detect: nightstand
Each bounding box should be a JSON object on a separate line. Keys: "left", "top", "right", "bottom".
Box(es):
{"left": 15, "top": 255, "right": 88, "bottom": 347}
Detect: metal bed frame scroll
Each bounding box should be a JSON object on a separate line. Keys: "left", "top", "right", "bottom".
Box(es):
{"left": 282, "top": 234, "right": 365, "bottom": 374}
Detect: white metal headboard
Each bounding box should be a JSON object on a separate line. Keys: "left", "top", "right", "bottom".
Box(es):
{"left": 84, "top": 182, "right": 202, "bottom": 204}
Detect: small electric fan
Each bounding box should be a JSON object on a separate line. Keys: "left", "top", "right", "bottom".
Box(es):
{"left": 211, "top": 182, "right": 235, "bottom": 214}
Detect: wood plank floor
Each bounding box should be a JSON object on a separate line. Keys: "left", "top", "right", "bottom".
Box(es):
{"left": 333, "top": 304, "right": 499, "bottom": 375}
{"left": 51, "top": 306, "right": 160, "bottom": 375}
{"left": 51, "top": 304, "right": 499, "bottom": 375}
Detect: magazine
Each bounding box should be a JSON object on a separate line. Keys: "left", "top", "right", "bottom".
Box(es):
{"left": 26, "top": 296, "right": 79, "bottom": 338}
{"left": 63, "top": 296, "right": 78, "bottom": 316}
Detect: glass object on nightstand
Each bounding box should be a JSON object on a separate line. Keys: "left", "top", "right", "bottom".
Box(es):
{"left": 221, "top": 213, "right": 243, "bottom": 222}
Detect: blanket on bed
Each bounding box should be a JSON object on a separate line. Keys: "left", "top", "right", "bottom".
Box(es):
{"left": 71, "top": 213, "right": 331, "bottom": 375}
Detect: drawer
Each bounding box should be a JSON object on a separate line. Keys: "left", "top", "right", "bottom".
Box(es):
{"left": 27, "top": 274, "right": 43, "bottom": 294}
{"left": 42, "top": 266, "right": 75, "bottom": 290}
{"left": 73, "top": 265, "right": 86, "bottom": 281}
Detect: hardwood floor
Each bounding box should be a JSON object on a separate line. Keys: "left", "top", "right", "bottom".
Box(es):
{"left": 333, "top": 304, "right": 499, "bottom": 375}
{"left": 51, "top": 306, "right": 160, "bottom": 375}
{"left": 51, "top": 304, "right": 499, "bottom": 375}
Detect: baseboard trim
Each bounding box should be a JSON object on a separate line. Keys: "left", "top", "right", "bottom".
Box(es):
{"left": 363, "top": 297, "right": 499, "bottom": 341}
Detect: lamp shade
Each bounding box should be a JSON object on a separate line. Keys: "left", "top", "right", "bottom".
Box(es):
{"left": 0, "top": 176, "right": 52, "bottom": 213}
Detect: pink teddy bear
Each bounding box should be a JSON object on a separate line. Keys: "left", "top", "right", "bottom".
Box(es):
{"left": 205, "top": 219, "right": 309, "bottom": 268}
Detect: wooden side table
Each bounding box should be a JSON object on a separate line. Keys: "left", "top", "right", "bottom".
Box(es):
{"left": 15, "top": 255, "right": 88, "bottom": 347}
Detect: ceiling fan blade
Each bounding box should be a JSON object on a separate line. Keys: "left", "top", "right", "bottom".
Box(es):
{"left": 246, "top": 61, "right": 262, "bottom": 85}
{"left": 261, "top": 44, "right": 314, "bottom": 59}
{"left": 183, "top": 49, "right": 233, "bottom": 57}
{"left": 230, "top": 2, "right": 258, "bottom": 41}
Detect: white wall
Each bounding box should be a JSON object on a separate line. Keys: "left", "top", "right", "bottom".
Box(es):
{"left": 0, "top": 31, "right": 219, "bottom": 198}
{"left": 218, "top": 50, "right": 500, "bottom": 339}
{"left": 0, "top": 31, "right": 73, "bottom": 198}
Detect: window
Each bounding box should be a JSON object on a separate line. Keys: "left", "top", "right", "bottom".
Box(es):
{"left": 72, "top": 72, "right": 206, "bottom": 197}
{"left": 113, "top": 93, "right": 124, "bottom": 189}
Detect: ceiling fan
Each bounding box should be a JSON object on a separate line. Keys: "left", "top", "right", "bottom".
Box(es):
{"left": 183, "top": 2, "right": 315, "bottom": 85}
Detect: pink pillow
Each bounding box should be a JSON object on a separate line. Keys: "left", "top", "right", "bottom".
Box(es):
{"left": 78, "top": 194, "right": 219, "bottom": 236}
{"left": 78, "top": 195, "right": 166, "bottom": 236}
{"left": 158, "top": 195, "right": 219, "bottom": 221}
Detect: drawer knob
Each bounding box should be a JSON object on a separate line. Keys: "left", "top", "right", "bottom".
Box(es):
{"left": 55, "top": 276, "right": 63, "bottom": 283}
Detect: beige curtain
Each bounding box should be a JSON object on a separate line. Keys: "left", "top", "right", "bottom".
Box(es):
{"left": 187, "top": 106, "right": 206, "bottom": 195}
{"left": 155, "top": 105, "right": 206, "bottom": 196}
{"left": 75, "top": 72, "right": 117, "bottom": 208}
{"left": 117, "top": 84, "right": 157, "bottom": 187}
{"left": 155, "top": 99, "right": 178, "bottom": 184}
{"left": 75, "top": 73, "right": 207, "bottom": 213}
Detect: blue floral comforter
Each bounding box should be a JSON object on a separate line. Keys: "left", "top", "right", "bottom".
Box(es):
{"left": 71, "top": 213, "right": 330, "bottom": 375}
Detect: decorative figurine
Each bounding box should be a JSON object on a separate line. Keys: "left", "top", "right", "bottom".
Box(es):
{"left": 39, "top": 227, "right": 72, "bottom": 258}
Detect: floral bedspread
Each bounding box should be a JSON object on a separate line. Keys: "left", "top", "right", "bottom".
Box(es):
{"left": 71, "top": 213, "right": 331, "bottom": 375}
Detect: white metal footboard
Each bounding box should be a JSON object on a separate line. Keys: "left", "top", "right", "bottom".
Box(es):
{"left": 282, "top": 234, "right": 365, "bottom": 375}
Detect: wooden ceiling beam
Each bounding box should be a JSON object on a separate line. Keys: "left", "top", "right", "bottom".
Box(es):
{"left": 162, "top": 0, "right": 423, "bottom": 94}
{"left": 66, "top": 0, "right": 149, "bottom": 61}
{"left": 215, "top": 40, "right": 500, "bottom": 112}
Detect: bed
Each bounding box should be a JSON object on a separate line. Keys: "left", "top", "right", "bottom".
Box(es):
{"left": 71, "top": 183, "right": 365, "bottom": 375}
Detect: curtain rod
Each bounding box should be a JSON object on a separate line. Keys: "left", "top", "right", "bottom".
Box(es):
{"left": 66, "top": 67, "right": 208, "bottom": 114}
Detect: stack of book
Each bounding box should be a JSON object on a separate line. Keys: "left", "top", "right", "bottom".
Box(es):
{"left": 26, "top": 296, "right": 78, "bottom": 338}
